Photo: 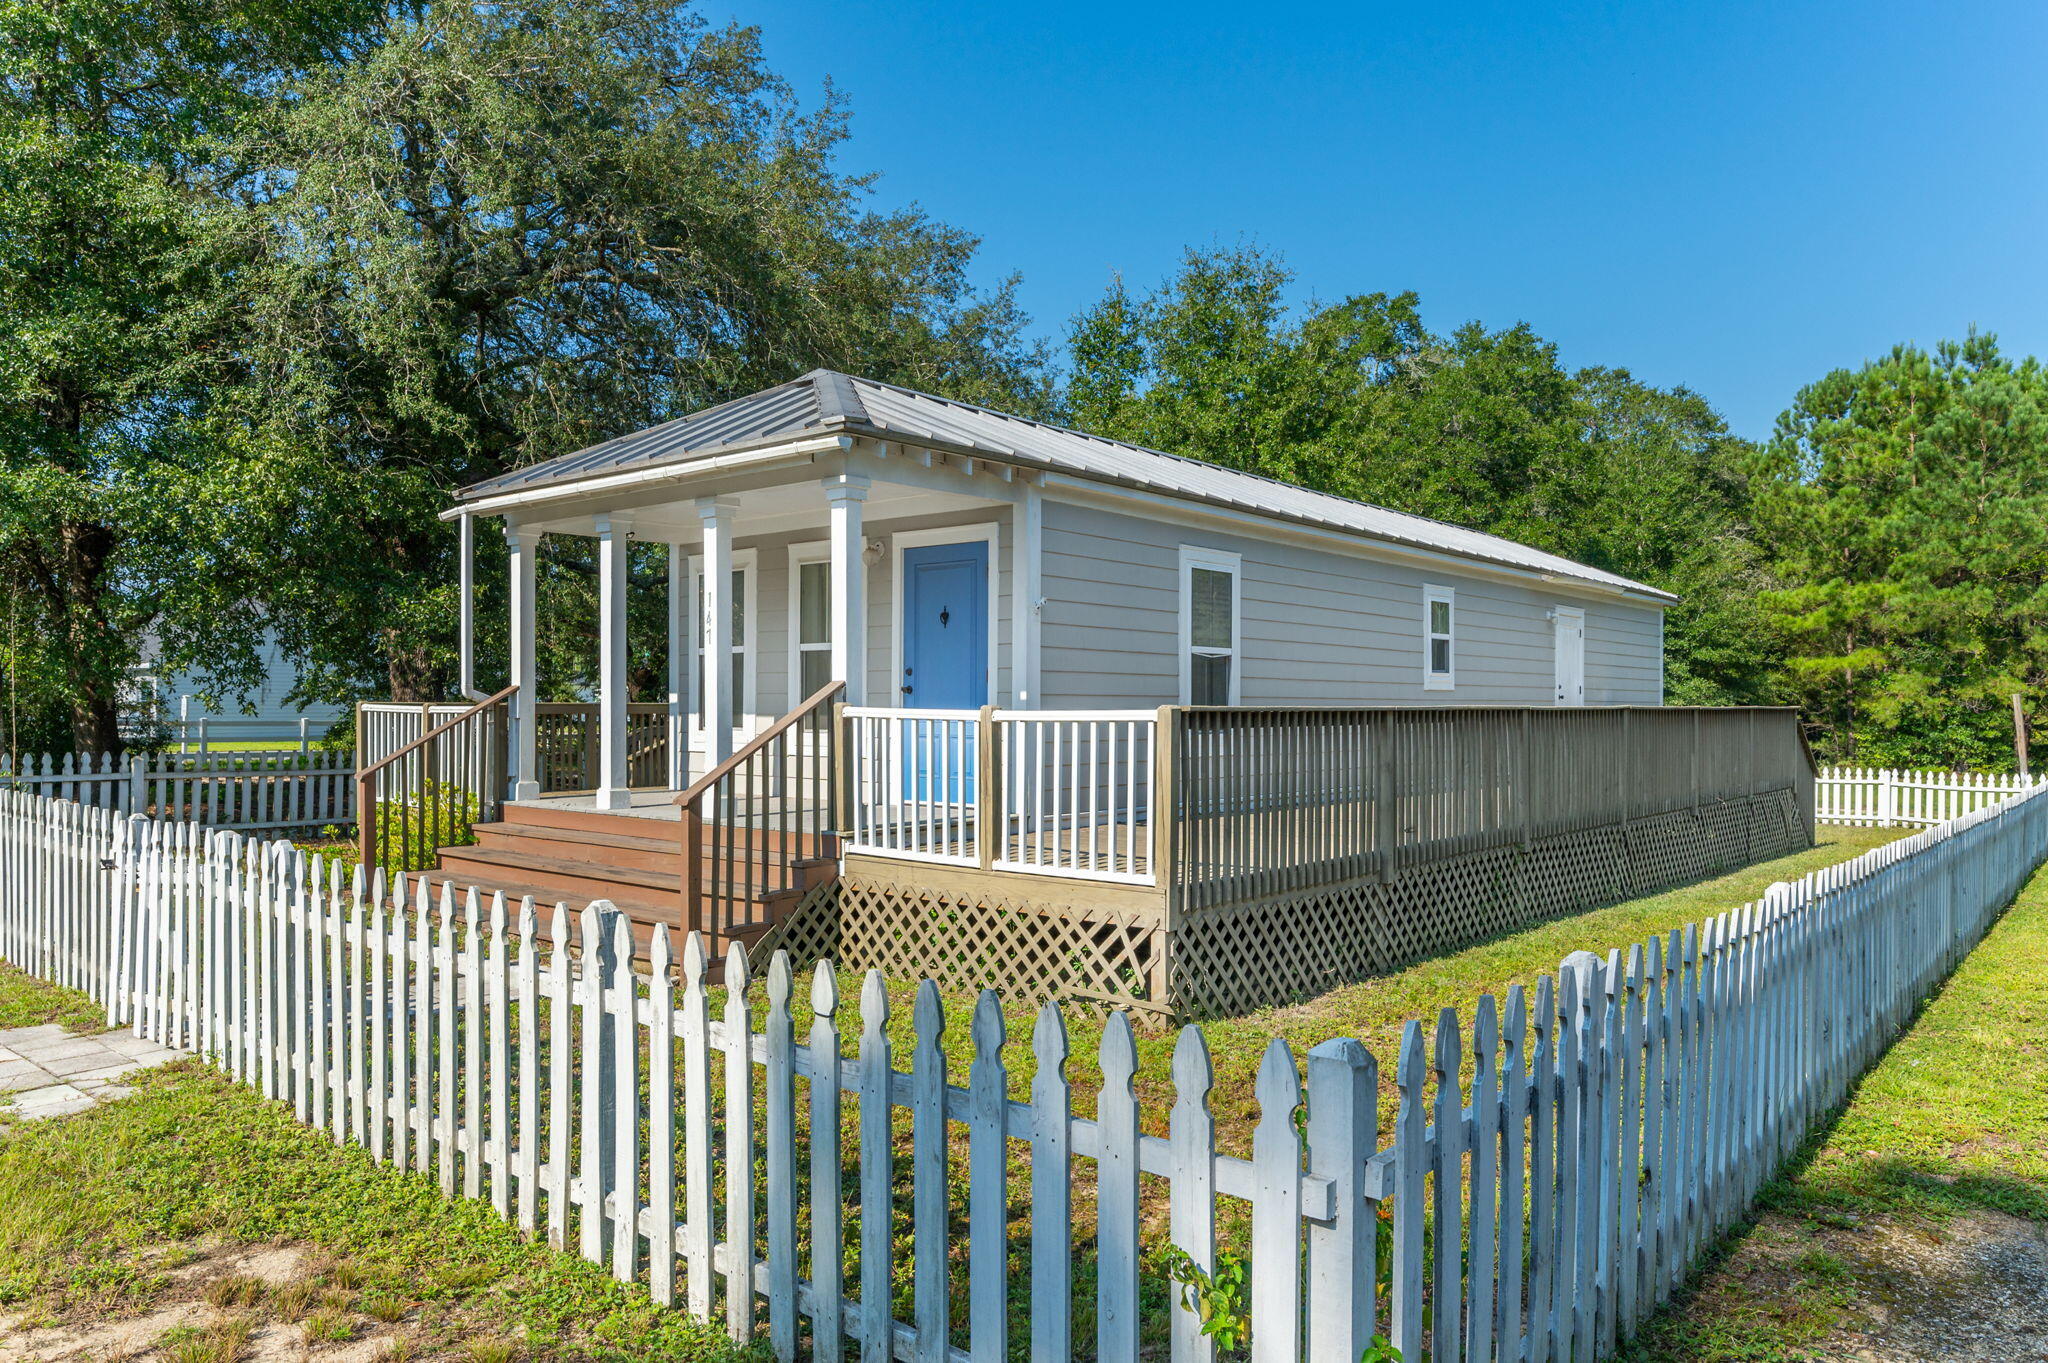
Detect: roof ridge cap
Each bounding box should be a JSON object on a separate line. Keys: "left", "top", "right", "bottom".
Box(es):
{"left": 809, "top": 370, "right": 871, "bottom": 428}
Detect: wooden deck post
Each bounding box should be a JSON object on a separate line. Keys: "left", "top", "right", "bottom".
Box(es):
{"left": 1376, "top": 710, "right": 1400, "bottom": 882}
{"left": 1150, "top": 706, "right": 1178, "bottom": 1012}
{"left": 975, "top": 705, "right": 999, "bottom": 872}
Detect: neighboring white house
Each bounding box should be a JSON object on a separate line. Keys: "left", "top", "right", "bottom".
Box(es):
{"left": 130, "top": 631, "right": 344, "bottom": 744}
{"left": 444, "top": 369, "right": 1672, "bottom": 807}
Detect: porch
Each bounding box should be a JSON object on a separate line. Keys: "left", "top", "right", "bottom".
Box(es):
{"left": 355, "top": 693, "right": 1816, "bottom": 1015}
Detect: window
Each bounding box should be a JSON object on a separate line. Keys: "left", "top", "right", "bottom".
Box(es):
{"left": 1178, "top": 546, "right": 1242, "bottom": 705}
{"left": 689, "top": 551, "right": 755, "bottom": 737}
{"left": 794, "top": 553, "right": 832, "bottom": 700}
{"left": 1423, "top": 584, "right": 1455, "bottom": 690}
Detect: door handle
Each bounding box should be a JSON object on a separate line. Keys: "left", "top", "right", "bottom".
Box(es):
{"left": 901, "top": 685, "right": 913, "bottom": 695}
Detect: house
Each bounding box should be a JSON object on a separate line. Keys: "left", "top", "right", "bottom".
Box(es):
{"left": 369, "top": 371, "right": 1806, "bottom": 1018}
{"left": 129, "top": 630, "right": 343, "bottom": 747}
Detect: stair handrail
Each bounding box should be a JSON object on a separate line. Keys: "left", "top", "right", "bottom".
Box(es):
{"left": 671, "top": 679, "right": 847, "bottom": 811}
{"left": 675, "top": 680, "right": 845, "bottom": 954}
{"left": 356, "top": 683, "right": 517, "bottom": 871}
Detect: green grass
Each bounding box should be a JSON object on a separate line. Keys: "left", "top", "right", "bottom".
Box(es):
{"left": 1622, "top": 853, "right": 2048, "bottom": 1361}
{"left": 0, "top": 1056, "right": 754, "bottom": 1361}
{"left": 0, "top": 959, "right": 106, "bottom": 1034}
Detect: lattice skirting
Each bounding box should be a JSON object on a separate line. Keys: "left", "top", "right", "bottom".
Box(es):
{"left": 1168, "top": 788, "right": 1810, "bottom": 1020}
{"left": 750, "top": 876, "right": 1168, "bottom": 1018}
{"left": 751, "top": 790, "right": 1807, "bottom": 1023}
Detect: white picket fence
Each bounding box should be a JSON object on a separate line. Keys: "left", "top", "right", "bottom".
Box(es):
{"left": 0, "top": 750, "right": 355, "bottom": 831}
{"left": 4, "top": 775, "right": 2046, "bottom": 1363}
{"left": 1815, "top": 765, "right": 2034, "bottom": 828}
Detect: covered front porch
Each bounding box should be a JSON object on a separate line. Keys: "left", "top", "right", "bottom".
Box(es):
{"left": 455, "top": 435, "right": 1040, "bottom": 816}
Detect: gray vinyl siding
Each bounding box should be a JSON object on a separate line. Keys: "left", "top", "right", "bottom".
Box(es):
{"left": 1038, "top": 499, "right": 1664, "bottom": 708}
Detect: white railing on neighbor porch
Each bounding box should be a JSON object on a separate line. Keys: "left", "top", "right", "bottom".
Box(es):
{"left": 842, "top": 706, "right": 1157, "bottom": 883}
{"left": 0, "top": 749, "right": 355, "bottom": 831}
{"left": 5, "top": 758, "right": 2047, "bottom": 1363}
{"left": 1816, "top": 765, "right": 2036, "bottom": 827}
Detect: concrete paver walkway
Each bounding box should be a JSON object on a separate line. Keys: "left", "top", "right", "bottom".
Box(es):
{"left": 0, "top": 1024, "right": 180, "bottom": 1121}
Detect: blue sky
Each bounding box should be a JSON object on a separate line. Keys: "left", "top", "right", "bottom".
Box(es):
{"left": 718, "top": 1, "right": 2048, "bottom": 439}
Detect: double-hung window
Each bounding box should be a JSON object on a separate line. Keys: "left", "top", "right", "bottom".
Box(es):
{"left": 1179, "top": 546, "right": 1242, "bottom": 705}
{"left": 1423, "top": 584, "right": 1455, "bottom": 691}
{"left": 790, "top": 547, "right": 833, "bottom": 701}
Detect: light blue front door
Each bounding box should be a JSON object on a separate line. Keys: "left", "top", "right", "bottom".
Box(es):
{"left": 901, "top": 541, "right": 988, "bottom": 800}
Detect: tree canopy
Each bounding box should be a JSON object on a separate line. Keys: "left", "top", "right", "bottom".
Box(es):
{"left": 1063, "top": 246, "right": 1778, "bottom": 705}
{"left": 1750, "top": 334, "right": 2048, "bottom": 766}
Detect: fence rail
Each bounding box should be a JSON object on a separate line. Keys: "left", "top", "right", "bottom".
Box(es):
{"left": 0, "top": 749, "right": 354, "bottom": 831}
{"left": 1816, "top": 765, "right": 2034, "bottom": 827}
{"left": 5, "top": 750, "right": 2043, "bottom": 1363}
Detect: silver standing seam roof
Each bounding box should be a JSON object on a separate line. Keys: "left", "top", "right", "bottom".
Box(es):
{"left": 459, "top": 369, "right": 1673, "bottom": 601}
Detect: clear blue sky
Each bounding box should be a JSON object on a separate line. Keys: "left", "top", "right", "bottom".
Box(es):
{"left": 718, "top": 0, "right": 2048, "bottom": 439}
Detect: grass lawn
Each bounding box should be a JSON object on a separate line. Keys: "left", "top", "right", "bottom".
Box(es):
{"left": 0, "top": 1078, "right": 752, "bottom": 1360}
{"left": 1621, "top": 855, "right": 2048, "bottom": 1362}
{"left": 0, "top": 960, "right": 106, "bottom": 1035}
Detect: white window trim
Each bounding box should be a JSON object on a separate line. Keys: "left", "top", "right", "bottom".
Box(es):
{"left": 786, "top": 539, "right": 830, "bottom": 710}
{"left": 686, "top": 546, "right": 759, "bottom": 747}
{"left": 1423, "top": 583, "right": 1456, "bottom": 692}
{"left": 1178, "top": 545, "right": 1243, "bottom": 706}
{"left": 889, "top": 521, "right": 1002, "bottom": 710}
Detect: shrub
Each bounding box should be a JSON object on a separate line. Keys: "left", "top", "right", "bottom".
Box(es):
{"left": 372, "top": 780, "right": 481, "bottom": 873}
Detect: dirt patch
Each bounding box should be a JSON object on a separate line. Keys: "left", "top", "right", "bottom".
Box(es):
{"left": 1702, "top": 1208, "right": 2048, "bottom": 1362}
{"left": 0, "top": 1240, "right": 410, "bottom": 1362}
{"left": 1822, "top": 1209, "right": 2048, "bottom": 1362}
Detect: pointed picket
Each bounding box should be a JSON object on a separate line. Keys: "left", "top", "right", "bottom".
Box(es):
{"left": 1431, "top": 1009, "right": 1465, "bottom": 1363}
{"left": 647, "top": 925, "right": 677, "bottom": 1306}
{"left": 765, "top": 952, "right": 798, "bottom": 1363}
{"left": 609, "top": 910, "right": 640, "bottom": 1284}
{"left": 1169, "top": 1025, "right": 1217, "bottom": 1363}
{"left": 1390, "top": 1021, "right": 1427, "bottom": 1363}
{"left": 968, "top": 990, "right": 1009, "bottom": 1363}
{"left": 1468, "top": 996, "right": 1500, "bottom": 1363}
{"left": 515, "top": 898, "right": 540, "bottom": 1235}
{"left": 1097, "top": 1013, "right": 1141, "bottom": 1363}
{"left": 808, "top": 962, "right": 843, "bottom": 1361}
{"left": 680, "top": 932, "right": 713, "bottom": 1316}
{"left": 723, "top": 943, "right": 756, "bottom": 1343}
{"left": 857, "top": 970, "right": 892, "bottom": 1363}
{"left": 1030, "top": 1001, "right": 1072, "bottom": 1363}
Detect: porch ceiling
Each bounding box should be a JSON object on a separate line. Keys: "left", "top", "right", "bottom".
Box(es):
{"left": 518, "top": 473, "right": 1001, "bottom": 544}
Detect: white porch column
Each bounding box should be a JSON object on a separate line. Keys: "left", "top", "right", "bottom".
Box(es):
{"left": 1011, "top": 480, "right": 1042, "bottom": 706}
{"left": 823, "top": 473, "right": 869, "bottom": 705}
{"left": 595, "top": 512, "right": 635, "bottom": 811}
{"left": 697, "top": 497, "right": 737, "bottom": 764}
{"left": 506, "top": 522, "right": 541, "bottom": 800}
{"left": 457, "top": 510, "right": 479, "bottom": 700}
{"left": 666, "top": 541, "right": 688, "bottom": 789}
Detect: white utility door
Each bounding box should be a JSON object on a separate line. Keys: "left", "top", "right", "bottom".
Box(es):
{"left": 1553, "top": 606, "right": 1586, "bottom": 706}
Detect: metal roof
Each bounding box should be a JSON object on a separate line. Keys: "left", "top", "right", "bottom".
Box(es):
{"left": 460, "top": 369, "right": 1672, "bottom": 601}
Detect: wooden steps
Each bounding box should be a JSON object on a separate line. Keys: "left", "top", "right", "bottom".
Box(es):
{"left": 429, "top": 800, "right": 837, "bottom": 967}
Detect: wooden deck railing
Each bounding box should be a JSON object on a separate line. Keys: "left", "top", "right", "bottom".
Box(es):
{"left": 355, "top": 685, "right": 513, "bottom": 874}
{"left": 1168, "top": 705, "right": 1815, "bottom": 911}
{"left": 675, "top": 681, "right": 843, "bottom": 954}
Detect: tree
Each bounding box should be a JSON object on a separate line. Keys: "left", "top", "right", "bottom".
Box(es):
{"left": 1062, "top": 245, "right": 1775, "bottom": 704}
{"left": 1752, "top": 334, "right": 2048, "bottom": 766}
{"left": 0, "top": 0, "right": 369, "bottom": 752}
{"left": 222, "top": 0, "right": 1050, "bottom": 705}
